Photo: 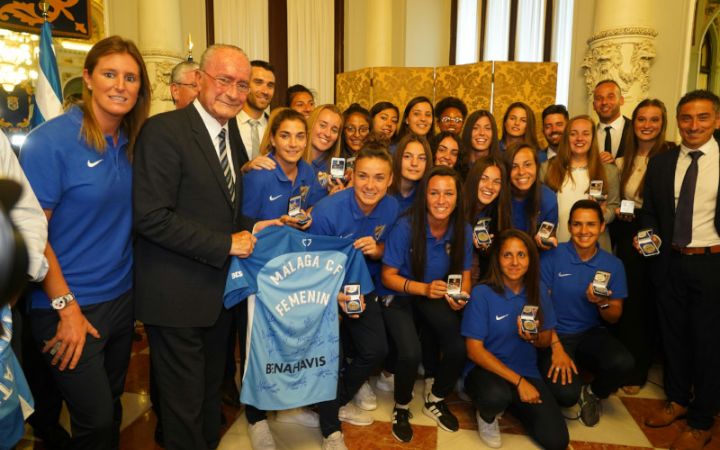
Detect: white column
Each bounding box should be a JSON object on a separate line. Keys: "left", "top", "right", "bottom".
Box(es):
{"left": 483, "top": 0, "right": 511, "bottom": 61}
{"left": 552, "top": 0, "right": 574, "bottom": 106}
{"left": 581, "top": 0, "right": 657, "bottom": 114}
{"left": 138, "top": 0, "right": 184, "bottom": 115}
{"left": 365, "top": 0, "right": 392, "bottom": 67}
{"left": 514, "top": 0, "right": 545, "bottom": 62}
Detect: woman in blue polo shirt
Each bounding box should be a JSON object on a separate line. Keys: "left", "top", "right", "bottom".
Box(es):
{"left": 462, "top": 229, "right": 568, "bottom": 450}
{"left": 463, "top": 156, "right": 512, "bottom": 284}
{"left": 539, "top": 199, "right": 633, "bottom": 427}
{"left": 381, "top": 166, "right": 471, "bottom": 442}
{"left": 304, "top": 104, "right": 344, "bottom": 193}
{"left": 505, "top": 142, "right": 558, "bottom": 249}
{"left": 20, "top": 36, "right": 150, "bottom": 449}
{"left": 242, "top": 108, "right": 326, "bottom": 224}
{"left": 388, "top": 133, "right": 433, "bottom": 212}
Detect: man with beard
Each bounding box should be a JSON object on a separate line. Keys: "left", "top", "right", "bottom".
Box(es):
{"left": 592, "top": 79, "right": 631, "bottom": 164}
{"left": 540, "top": 104, "right": 568, "bottom": 163}
{"left": 237, "top": 60, "right": 275, "bottom": 160}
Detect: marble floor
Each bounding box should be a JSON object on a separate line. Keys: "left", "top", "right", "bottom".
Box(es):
{"left": 16, "top": 324, "right": 720, "bottom": 450}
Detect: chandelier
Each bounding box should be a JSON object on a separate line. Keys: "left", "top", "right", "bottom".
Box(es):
{"left": 0, "top": 29, "right": 39, "bottom": 92}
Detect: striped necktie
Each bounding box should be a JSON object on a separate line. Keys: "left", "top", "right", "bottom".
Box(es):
{"left": 218, "top": 128, "right": 236, "bottom": 203}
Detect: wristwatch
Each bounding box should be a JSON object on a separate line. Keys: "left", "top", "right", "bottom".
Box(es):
{"left": 51, "top": 292, "right": 76, "bottom": 310}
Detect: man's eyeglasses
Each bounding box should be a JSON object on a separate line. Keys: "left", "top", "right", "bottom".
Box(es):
{"left": 201, "top": 70, "right": 249, "bottom": 93}
{"left": 174, "top": 82, "right": 197, "bottom": 89}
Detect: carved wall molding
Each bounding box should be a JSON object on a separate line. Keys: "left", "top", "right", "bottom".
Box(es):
{"left": 141, "top": 48, "right": 184, "bottom": 61}
{"left": 582, "top": 27, "right": 657, "bottom": 101}
{"left": 587, "top": 26, "right": 658, "bottom": 44}
{"left": 143, "top": 57, "right": 182, "bottom": 115}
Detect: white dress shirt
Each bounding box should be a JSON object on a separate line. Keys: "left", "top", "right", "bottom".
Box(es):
{"left": 596, "top": 115, "right": 626, "bottom": 157}
{"left": 193, "top": 99, "right": 235, "bottom": 180}
{"left": 237, "top": 109, "right": 268, "bottom": 159}
{"left": 2, "top": 131, "right": 48, "bottom": 281}
{"left": 674, "top": 137, "right": 720, "bottom": 247}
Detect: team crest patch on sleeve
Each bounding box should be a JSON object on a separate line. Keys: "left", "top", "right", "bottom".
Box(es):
{"left": 445, "top": 242, "right": 452, "bottom": 255}
{"left": 374, "top": 225, "right": 386, "bottom": 241}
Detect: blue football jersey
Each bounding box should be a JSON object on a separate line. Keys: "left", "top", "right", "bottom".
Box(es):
{"left": 224, "top": 226, "right": 373, "bottom": 410}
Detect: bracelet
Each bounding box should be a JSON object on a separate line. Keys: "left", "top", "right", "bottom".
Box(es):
{"left": 403, "top": 279, "right": 409, "bottom": 294}
{"left": 516, "top": 376, "right": 523, "bottom": 387}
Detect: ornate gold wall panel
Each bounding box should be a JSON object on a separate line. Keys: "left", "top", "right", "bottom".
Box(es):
{"left": 434, "top": 63, "right": 492, "bottom": 114}
{"left": 335, "top": 68, "right": 372, "bottom": 112}
{"left": 370, "top": 67, "right": 435, "bottom": 113}
{"left": 336, "top": 62, "right": 557, "bottom": 144}
{"left": 492, "top": 61, "right": 558, "bottom": 146}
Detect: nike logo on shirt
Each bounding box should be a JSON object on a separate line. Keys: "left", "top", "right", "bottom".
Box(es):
{"left": 269, "top": 194, "right": 282, "bottom": 201}
{"left": 495, "top": 314, "right": 509, "bottom": 321}
{"left": 87, "top": 159, "right": 104, "bottom": 168}
{"left": 558, "top": 272, "right": 572, "bottom": 277}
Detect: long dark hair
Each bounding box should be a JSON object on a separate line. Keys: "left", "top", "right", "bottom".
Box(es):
{"left": 432, "top": 131, "right": 463, "bottom": 172}
{"left": 341, "top": 103, "right": 371, "bottom": 157}
{"left": 505, "top": 142, "right": 542, "bottom": 233}
{"left": 370, "top": 101, "right": 400, "bottom": 142}
{"left": 463, "top": 157, "right": 512, "bottom": 233}
{"left": 461, "top": 110, "right": 500, "bottom": 174}
{"left": 483, "top": 229, "right": 542, "bottom": 321}
{"left": 409, "top": 166, "right": 466, "bottom": 281}
{"left": 619, "top": 99, "right": 669, "bottom": 200}
{"left": 398, "top": 96, "right": 435, "bottom": 141}
{"left": 501, "top": 102, "right": 539, "bottom": 150}
{"left": 390, "top": 133, "right": 433, "bottom": 196}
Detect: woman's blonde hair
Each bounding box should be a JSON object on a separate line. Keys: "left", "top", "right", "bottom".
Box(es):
{"left": 304, "top": 104, "right": 343, "bottom": 165}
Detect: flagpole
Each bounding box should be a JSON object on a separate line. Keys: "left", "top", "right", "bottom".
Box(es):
{"left": 31, "top": 1, "right": 64, "bottom": 128}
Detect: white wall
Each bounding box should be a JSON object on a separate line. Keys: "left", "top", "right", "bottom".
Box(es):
{"left": 404, "top": 0, "right": 451, "bottom": 67}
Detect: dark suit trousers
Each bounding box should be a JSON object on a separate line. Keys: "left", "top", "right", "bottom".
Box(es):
{"left": 657, "top": 251, "right": 720, "bottom": 430}
{"left": 146, "top": 308, "right": 232, "bottom": 450}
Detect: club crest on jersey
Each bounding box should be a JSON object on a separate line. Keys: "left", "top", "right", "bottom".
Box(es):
{"left": 445, "top": 242, "right": 451, "bottom": 255}
{"left": 302, "top": 238, "right": 312, "bottom": 247}
{"left": 374, "top": 225, "right": 386, "bottom": 241}
{"left": 300, "top": 185, "right": 310, "bottom": 203}
{"left": 231, "top": 270, "right": 243, "bottom": 279}
{"left": 317, "top": 172, "right": 329, "bottom": 188}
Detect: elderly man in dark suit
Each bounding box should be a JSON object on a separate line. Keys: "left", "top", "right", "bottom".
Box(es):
{"left": 133, "top": 44, "right": 277, "bottom": 450}
{"left": 640, "top": 90, "right": 720, "bottom": 450}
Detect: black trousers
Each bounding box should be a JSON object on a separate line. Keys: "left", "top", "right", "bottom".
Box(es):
{"left": 31, "top": 291, "right": 134, "bottom": 450}
{"left": 609, "top": 216, "right": 658, "bottom": 386}
{"left": 655, "top": 251, "right": 720, "bottom": 430}
{"left": 146, "top": 308, "right": 231, "bottom": 450}
{"left": 246, "top": 296, "right": 387, "bottom": 437}
{"left": 538, "top": 327, "right": 634, "bottom": 407}
{"left": 465, "top": 366, "right": 569, "bottom": 450}
{"left": 382, "top": 295, "right": 465, "bottom": 405}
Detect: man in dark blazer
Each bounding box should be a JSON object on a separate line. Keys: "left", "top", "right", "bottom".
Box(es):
{"left": 593, "top": 79, "right": 632, "bottom": 163}
{"left": 640, "top": 90, "right": 720, "bottom": 450}
{"left": 133, "top": 44, "right": 277, "bottom": 450}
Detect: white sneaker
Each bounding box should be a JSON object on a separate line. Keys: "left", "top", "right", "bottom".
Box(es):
{"left": 476, "top": 412, "right": 502, "bottom": 448}
{"left": 456, "top": 377, "right": 471, "bottom": 402}
{"left": 275, "top": 407, "right": 320, "bottom": 428}
{"left": 339, "top": 402, "right": 374, "bottom": 426}
{"left": 322, "top": 431, "right": 348, "bottom": 450}
{"left": 354, "top": 381, "right": 378, "bottom": 410}
{"left": 424, "top": 377, "right": 435, "bottom": 400}
{"left": 248, "top": 420, "right": 276, "bottom": 450}
{"left": 375, "top": 372, "right": 395, "bottom": 392}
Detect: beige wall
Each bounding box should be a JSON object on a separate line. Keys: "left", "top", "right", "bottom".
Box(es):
{"left": 404, "top": 0, "right": 451, "bottom": 67}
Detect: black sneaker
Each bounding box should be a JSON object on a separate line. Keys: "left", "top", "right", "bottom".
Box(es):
{"left": 578, "top": 384, "right": 602, "bottom": 427}
{"left": 392, "top": 407, "right": 413, "bottom": 442}
{"left": 423, "top": 397, "right": 459, "bottom": 432}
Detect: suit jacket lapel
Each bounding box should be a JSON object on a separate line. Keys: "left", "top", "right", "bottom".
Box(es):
{"left": 668, "top": 147, "right": 680, "bottom": 217}
{"left": 187, "top": 107, "right": 235, "bottom": 209}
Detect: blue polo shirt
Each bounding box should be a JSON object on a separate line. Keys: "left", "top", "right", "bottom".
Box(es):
{"left": 461, "top": 283, "right": 556, "bottom": 379}
{"left": 20, "top": 107, "right": 133, "bottom": 308}
{"left": 383, "top": 216, "right": 473, "bottom": 292}
{"left": 309, "top": 188, "right": 399, "bottom": 289}
{"left": 242, "top": 153, "right": 326, "bottom": 220}
{"left": 540, "top": 242, "right": 627, "bottom": 335}
{"left": 511, "top": 184, "right": 558, "bottom": 233}
{"left": 392, "top": 189, "right": 416, "bottom": 213}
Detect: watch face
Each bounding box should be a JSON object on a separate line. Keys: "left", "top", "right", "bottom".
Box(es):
{"left": 52, "top": 298, "right": 66, "bottom": 310}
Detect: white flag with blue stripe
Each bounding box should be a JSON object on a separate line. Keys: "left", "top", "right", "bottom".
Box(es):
{"left": 32, "top": 21, "right": 64, "bottom": 127}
